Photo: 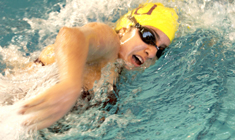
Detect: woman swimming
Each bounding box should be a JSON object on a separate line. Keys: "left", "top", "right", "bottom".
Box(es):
{"left": 18, "top": 2, "right": 179, "bottom": 130}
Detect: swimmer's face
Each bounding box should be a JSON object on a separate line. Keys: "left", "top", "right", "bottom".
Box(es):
{"left": 118, "top": 25, "right": 170, "bottom": 68}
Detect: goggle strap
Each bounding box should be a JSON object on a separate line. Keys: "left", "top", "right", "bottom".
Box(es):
{"left": 127, "top": 16, "right": 138, "bottom": 25}
{"left": 135, "top": 23, "right": 141, "bottom": 29}
{"left": 151, "top": 41, "right": 159, "bottom": 50}
{"left": 127, "top": 16, "right": 165, "bottom": 59}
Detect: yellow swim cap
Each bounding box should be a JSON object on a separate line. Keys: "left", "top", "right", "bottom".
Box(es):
{"left": 115, "top": 3, "right": 179, "bottom": 42}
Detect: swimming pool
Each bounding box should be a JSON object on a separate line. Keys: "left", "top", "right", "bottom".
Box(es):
{"left": 1, "top": 0, "right": 235, "bottom": 139}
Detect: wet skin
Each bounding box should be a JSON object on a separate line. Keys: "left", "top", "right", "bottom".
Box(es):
{"left": 118, "top": 25, "right": 170, "bottom": 67}
{"left": 18, "top": 22, "right": 171, "bottom": 130}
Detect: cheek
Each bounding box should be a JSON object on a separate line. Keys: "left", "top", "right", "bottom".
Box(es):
{"left": 119, "top": 29, "right": 145, "bottom": 57}
{"left": 119, "top": 35, "right": 134, "bottom": 56}
{"left": 118, "top": 43, "right": 130, "bottom": 59}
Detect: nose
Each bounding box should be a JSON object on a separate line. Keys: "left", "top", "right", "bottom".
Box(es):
{"left": 145, "top": 45, "right": 158, "bottom": 58}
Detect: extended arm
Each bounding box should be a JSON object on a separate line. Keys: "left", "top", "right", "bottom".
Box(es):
{"left": 19, "top": 22, "right": 119, "bottom": 130}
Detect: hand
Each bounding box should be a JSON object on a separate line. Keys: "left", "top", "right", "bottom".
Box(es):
{"left": 18, "top": 81, "right": 81, "bottom": 130}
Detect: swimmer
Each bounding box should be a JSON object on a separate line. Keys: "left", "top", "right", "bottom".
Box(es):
{"left": 18, "top": 2, "right": 179, "bottom": 130}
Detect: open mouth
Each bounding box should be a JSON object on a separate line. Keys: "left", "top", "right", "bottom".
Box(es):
{"left": 132, "top": 55, "right": 144, "bottom": 66}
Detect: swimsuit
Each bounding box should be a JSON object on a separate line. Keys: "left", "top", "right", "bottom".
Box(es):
{"left": 34, "top": 58, "right": 45, "bottom": 66}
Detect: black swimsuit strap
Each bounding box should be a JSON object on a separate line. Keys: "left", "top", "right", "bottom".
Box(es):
{"left": 34, "top": 58, "right": 45, "bottom": 66}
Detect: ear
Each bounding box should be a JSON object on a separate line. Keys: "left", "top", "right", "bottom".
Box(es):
{"left": 118, "top": 27, "right": 128, "bottom": 38}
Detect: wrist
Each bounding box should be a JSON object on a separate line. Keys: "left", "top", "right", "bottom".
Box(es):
{"left": 58, "top": 80, "right": 82, "bottom": 97}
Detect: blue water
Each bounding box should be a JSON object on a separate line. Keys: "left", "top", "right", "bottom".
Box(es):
{"left": 1, "top": 0, "right": 235, "bottom": 139}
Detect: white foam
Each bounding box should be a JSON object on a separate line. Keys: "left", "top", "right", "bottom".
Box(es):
{"left": 1, "top": 0, "right": 235, "bottom": 139}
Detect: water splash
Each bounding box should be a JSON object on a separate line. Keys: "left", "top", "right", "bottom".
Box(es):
{"left": 1, "top": 0, "right": 235, "bottom": 139}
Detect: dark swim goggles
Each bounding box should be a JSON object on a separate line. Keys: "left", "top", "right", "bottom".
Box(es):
{"left": 135, "top": 23, "right": 165, "bottom": 59}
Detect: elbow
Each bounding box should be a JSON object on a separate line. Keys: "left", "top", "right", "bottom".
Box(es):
{"left": 58, "top": 27, "right": 72, "bottom": 37}
{"left": 54, "top": 26, "right": 88, "bottom": 52}
{"left": 55, "top": 27, "right": 80, "bottom": 44}
{"left": 57, "top": 26, "right": 85, "bottom": 41}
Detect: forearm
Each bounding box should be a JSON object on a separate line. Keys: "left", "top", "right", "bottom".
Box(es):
{"left": 19, "top": 23, "right": 120, "bottom": 130}
{"left": 54, "top": 27, "right": 89, "bottom": 90}
{"left": 53, "top": 23, "right": 119, "bottom": 89}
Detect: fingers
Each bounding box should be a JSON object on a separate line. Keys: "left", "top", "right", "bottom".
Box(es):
{"left": 35, "top": 115, "right": 62, "bottom": 130}
{"left": 23, "top": 109, "right": 62, "bottom": 131}
{"left": 18, "top": 90, "right": 49, "bottom": 115}
{"left": 18, "top": 100, "right": 48, "bottom": 115}
{"left": 22, "top": 94, "right": 45, "bottom": 108}
{"left": 22, "top": 106, "right": 54, "bottom": 126}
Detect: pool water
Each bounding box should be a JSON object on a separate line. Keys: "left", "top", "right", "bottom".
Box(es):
{"left": 1, "top": 0, "right": 235, "bottom": 139}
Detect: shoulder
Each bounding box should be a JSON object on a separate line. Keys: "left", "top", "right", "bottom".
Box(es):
{"left": 83, "top": 22, "right": 112, "bottom": 29}
{"left": 57, "top": 22, "right": 120, "bottom": 62}
{"left": 82, "top": 22, "right": 118, "bottom": 42}
{"left": 82, "top": 22, "right": 120, "bottom": 59}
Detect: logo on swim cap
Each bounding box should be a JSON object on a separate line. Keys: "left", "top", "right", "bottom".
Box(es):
{"left": 115, "top": 3, "right": 179, "bottom": 42}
